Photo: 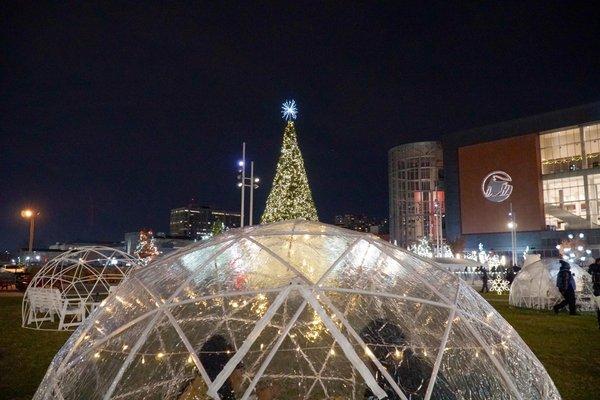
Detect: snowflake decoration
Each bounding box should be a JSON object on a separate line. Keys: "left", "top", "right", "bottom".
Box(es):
{"left": 281, "top": 99, "right": 298, "bottom": 121}
{"left": 489, "top": 276, "right": 510, "bottom": 295}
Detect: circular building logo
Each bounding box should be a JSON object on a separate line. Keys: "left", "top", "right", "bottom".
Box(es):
{"left": 481, "top": 171, "right": 513, "bottom": 202}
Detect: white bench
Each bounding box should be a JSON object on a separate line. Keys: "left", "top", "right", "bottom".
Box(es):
{"left": 26, "top": 287, "right": 86, "bottom": 330}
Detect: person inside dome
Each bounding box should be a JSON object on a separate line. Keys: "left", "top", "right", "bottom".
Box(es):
{"left": 359, "top": 319, "right": 455, "bottom": 399}
{"left": 178, "top": 334, "right": 279, "bottom": 400}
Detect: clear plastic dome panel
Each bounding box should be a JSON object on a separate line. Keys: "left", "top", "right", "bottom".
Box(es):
{"left": 33, "top": 221, "right": 561, "bottom": 400}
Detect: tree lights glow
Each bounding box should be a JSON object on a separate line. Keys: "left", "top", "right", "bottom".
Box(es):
{"left": 408, "top": 237, "right": 453, "bottom": 258}
{"left": 135, "top": 229, "right": 160, "bottom": 264}
{"left": 464, "top": 243, "right": 504, "bottom": 268}
{"left": 556, "top": 232, "right": 591, "bottom": 266}
{"left": 261, "top": 104, "right": 318, "bottom": 223}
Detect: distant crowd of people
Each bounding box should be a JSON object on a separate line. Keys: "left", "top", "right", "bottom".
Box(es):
{"left": 476, "top": 264, "right": 520, "bottom": 294}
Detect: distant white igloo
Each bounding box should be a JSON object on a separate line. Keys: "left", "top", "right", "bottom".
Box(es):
{"left": 509, "top": 258, "right": 593, "bottom": 311}
{"left": 23, "top": 246, "right": 142, "bottom": 330}
{"left": 34, "top": 220, "right": 560, "bottom": 399}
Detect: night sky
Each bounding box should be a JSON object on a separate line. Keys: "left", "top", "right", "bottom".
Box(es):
{"left": 2, "top": 2, "right": 599, "bottom": 251}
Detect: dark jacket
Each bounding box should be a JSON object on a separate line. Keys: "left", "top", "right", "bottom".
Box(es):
{"left": 557, "top": 262, "right": 576, "bottom": 292}
{"left": 588, "top": 263, "right": 600, "bottom": 296}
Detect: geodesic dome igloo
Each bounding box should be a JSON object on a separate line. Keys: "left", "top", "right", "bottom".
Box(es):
{"left": 35, "top": 220, "right": 560, "bottom": 400}
{"left": 509, "top": 258, "right": 593, "bottom": 311}
{"left": 23, "top": 246, "right": 143, "bottom": 330}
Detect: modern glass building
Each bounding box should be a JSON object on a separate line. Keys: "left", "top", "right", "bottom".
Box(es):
{"left": 540, "top": 122, "right": 600, "bottom": 229}
{"left": 169, "top": 204, "right": 240, "bottom": 239}
{"left": 388, "top": 141, "right": 444, "bottom": 247}
{"left": 440, "top": 101, "right": 600, "bottom": 257}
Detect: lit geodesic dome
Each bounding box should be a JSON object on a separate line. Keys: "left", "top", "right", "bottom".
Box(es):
{"left": 509, "top": 258, "right": 593, "bottom": 311}
{"left": 35, "top": 220, "right": 560, "bottom": 399}
{"left": 23, "top": 246, "right": 143, "bottom": 330}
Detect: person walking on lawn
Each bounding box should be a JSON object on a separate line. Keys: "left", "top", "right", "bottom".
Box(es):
{"left": 588, "top": 258, "right": 600, "bottom": 328}
{"left": 480, "top": 266, "right": 489, "bottom": 293}
{"left": 553, "top": 260, "right": 578, "bottom": 315}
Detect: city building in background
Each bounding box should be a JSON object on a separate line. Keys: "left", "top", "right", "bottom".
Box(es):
{"left": 334, "top": 214, "right": 389, "bottom": 239}
{"left": 124, "top": 231, "right": 194, "bottom": 256}
{"left": 334, "top": 214, "right": 377, "bottom": 232}
{"left": 169, "top": 202, "right": 240, "bottom": 240}
{"left": 388, "top": 141, "right": 445, "bottom": 247}
{"left": 441, "top": 101, "right": 600, "bottom": 258}
{"left": 11, "top": 248, "right": 65, "bottom": 268}
{"left": 49, "top": 241, "right": 125, "bottom": 251}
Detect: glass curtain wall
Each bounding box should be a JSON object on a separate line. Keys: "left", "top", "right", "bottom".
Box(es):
{"left": 543, "top": 177, "right": 587, "bottom": 230}
{"left": 540, "top": 127, "right": 582, "bottom": 174}
{"left": 587, "top": 173, "right": 600, "bottom": 227}
{"left": 584, "top": 123, "right": 600, "bottom": 167}
{"left": 540, "top": 122, "right": 600, "bottom": 230}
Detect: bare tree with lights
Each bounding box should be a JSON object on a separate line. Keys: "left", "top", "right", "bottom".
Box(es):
{"left": 135, "top": 229, "right": 159, "bottom": 264}
{"left": 556, "top": 232, "right": 592, "bottom": 267}
{"left": 261, "top": 100, "right": 318, "bottom": 223}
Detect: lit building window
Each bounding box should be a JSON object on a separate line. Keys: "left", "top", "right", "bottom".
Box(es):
{"left": 587, "top": 173, "right": 600, "bottom": 228}
{"left": 543, "top": 176, "right": 587, "bottom": 230}
{"left": 584, "top": 123, "right": 600, "bottom": 168}
{"left": 540, "top": 127, "right": 582, "bottom": 174}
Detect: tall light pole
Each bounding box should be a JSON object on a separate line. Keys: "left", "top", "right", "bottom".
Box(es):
{"left": 433, "top": 198, "right": 441, "bottom": 257}
{"left": 21, "top": 208, "right": 38, "bottom": 252}
{"left": 249, "top": 162, "right": 260, "bottom": 226}
{"left": 432, "top": 186, "right": 443, "bottom": 257}
{"left": 507, "top": 203, "right": 517, "bottom": 266}
{"left": 239, "top": 143, "right": 246, "bottom": 228}
{"left": 237, "top": 144, "right": 260, "bottom": 227}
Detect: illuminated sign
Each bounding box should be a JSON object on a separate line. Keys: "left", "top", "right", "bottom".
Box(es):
{"left": 481, "top": 171, "right": 513, "bottom": 202}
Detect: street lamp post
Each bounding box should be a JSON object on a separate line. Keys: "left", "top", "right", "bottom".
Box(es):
{"left": 432, "top": 186, "right": 443, "bottom": 258}
{"left": 248, "top": 162, "right": 260, "bottom": 226}
{"left": 237, "top": 144, "right": 260, "bottom": 227}
{"left": 21, "top": 209, "right": 38, "bottom": 252}
{"left": 433, "top": 198, "right": 438, "bottom": 257}
{"left": 507, "top": 203, "right": 517, "bottom": 266}
{"left": 239, "top": 142, "right": 246, "bottom": 228}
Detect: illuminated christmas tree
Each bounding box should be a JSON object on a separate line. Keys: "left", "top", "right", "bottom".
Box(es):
{"left": 261, "top": 100, "right": 318, "bottom": 223}
{"left": 135, "top": 229, "right": 159, "bottom": 264}
{"left": 211, "top": 219, "right": 225, "bottom": 237}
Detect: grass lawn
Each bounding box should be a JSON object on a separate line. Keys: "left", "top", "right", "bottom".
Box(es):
{"left": 0, "top": 296, "right": 69, "bottom": 400}
{"left": 1, "top": 293, "right": 599, "bottom": 400}
{"left": 480, "top": 293, "right": 600, "bottom": 400}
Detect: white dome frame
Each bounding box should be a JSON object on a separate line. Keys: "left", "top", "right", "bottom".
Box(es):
{"left": 34, "top": 221, "right": 560, "bottom": 400}
{"left": 509, "top": 258, "right": 593, "bottom": 311}
{"left": 23, "top": 246, "right": 142, "bottom": 331}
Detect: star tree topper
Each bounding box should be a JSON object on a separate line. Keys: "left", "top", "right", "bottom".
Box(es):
{"left": 281, "top": 99, "right": 298, "bottom": 121}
